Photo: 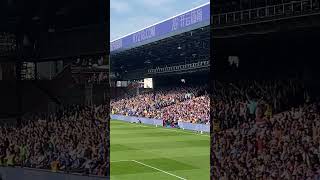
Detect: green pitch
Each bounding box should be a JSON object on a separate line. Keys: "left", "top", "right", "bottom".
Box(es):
{"left": 110, "top": 120, "right": 209, "bottom": 180}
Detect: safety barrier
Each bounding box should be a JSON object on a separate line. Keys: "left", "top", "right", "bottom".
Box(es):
{"left": 0, "top": 167, "right": 108, "bottom": 180}
{"left": 111, "top": 114, "right": 210, "bottom": 133}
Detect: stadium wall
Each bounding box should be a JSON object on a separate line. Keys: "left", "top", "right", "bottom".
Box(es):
{"left": 178, "top": 121, "right": 210, "bottom": 132}
{"left": 111, "top": 114, "right": 210, "bottom": 133}
{"left": 111, "top": 114, "right": 163, "bottom": 126}
{"left": 0, "top": 167, "right": 108, "bottom": 180}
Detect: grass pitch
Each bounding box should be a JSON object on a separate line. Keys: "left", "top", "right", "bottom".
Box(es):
{"left": 110, "top": 120, "right": 209, "bottom": 180}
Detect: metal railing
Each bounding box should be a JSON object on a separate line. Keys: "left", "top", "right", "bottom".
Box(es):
{"left": 213, "top": 0, "right": 320, "bottom": 27}
{"left": 148, "top": 60, "right": 210, "bottom": 75}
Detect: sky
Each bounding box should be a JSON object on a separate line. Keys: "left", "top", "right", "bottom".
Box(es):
{"left": 110, "top": 0, "right": 210, "bottom": 41}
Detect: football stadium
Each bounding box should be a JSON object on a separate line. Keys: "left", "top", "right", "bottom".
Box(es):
{"left": 0, "top": 1, "right": 109, "bottom": 180}
{"left": 212, "top": 0, "right": 320, "bottom": 179}
{"left": 110, "top": 2, "right": 210, "bottom": 180}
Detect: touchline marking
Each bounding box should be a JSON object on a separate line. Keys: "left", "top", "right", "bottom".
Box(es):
{"left": 132, "top": 160, "right": 187, "bottom": 180}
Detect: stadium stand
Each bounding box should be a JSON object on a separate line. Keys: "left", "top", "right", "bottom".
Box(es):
{"left": 0, "top": 0, "right": 109, "bottom": 179}
{"left": 111, "top": 86, "right": 209, "bottom": 126}
{"left": 211, "top": 80, "right": 320, "bottom": 179}
{"left": 211, "top": 0, "right": 320, "bottom": 178}
{"left": 0, "top": 104, "right": 108, "bottom": 176}
{"left": 0, "top": 56, "right": 109, "bottom": 179}
{"left": 110, "top": 3, "right": 210, "bottom": 131}
{"left": 0, "top": 60, "right": 109, "bottom": 180}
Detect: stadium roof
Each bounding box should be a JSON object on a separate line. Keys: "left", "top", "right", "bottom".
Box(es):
{"left": 110, "top": 2, "right": 210, "bottom": 53}
{"left": 0, "top": 0, "right": 106, "bottom": 33}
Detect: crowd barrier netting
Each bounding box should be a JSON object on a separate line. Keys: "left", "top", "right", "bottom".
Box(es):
{"left": 0, "top": 167, "right": 108, "bottom": 180}
{"left": 111, "top": 114, "right": 210, "bottom": 133}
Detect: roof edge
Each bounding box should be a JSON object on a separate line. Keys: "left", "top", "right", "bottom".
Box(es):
{"left": 110, "top": 2, "right": 210, "bottom": 42}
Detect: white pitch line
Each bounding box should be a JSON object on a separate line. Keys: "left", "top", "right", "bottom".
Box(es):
{"left": 132, "top": 160, "right": 187, "bottom": 180}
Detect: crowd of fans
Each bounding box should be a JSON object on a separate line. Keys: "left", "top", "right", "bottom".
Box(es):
{"left": 0, "top": 104, "right": 109, "bottom": 176}
{"left": 111, "top": 86, "right": 210, "bottom": 125}
{"left": 211, "top": 80, "right": 305, "bottom": 130}
{"left": 211, "top": 80, "right": 320, "bottom": 179}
